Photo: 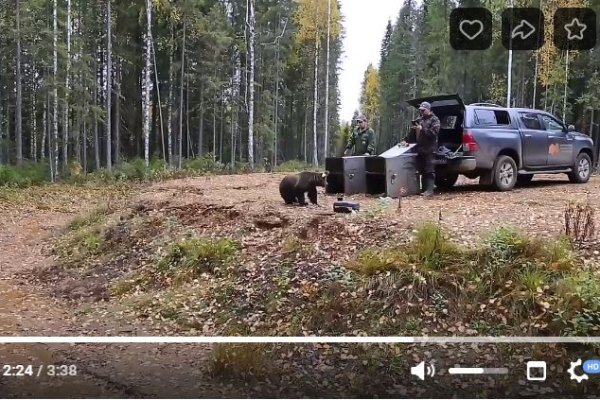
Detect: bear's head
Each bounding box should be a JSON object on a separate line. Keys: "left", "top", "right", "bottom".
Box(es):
{"left": 316, "top": 170, "right": 329, "bottom": 187}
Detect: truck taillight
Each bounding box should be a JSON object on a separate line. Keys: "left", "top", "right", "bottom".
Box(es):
{"left": 463, "top": 131, "right": 479, "bottom": 152}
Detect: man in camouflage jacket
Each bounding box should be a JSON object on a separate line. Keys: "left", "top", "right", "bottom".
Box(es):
{"left": 402, "top": 101, "right": 440, "bottom": 196}
{"left": 345, "top": 114, "right": 376, "bottom": 156}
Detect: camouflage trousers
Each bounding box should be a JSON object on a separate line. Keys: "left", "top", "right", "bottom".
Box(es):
{"left": 416, "top": 152, "right": 435, "bottom": 175}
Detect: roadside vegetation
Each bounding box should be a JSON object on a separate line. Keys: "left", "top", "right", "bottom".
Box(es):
{"left": 0, "top": 155, "right": 316, "bottom": 189}
{"left": 50, "top": 198, "right": 600, "bottom": 339}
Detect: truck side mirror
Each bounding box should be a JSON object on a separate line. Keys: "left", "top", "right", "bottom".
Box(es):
{"left": 568, "top": 124, "right": 575, "bottom": 132}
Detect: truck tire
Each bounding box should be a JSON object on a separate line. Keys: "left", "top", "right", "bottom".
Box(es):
{"left": 568, "top": 152, "right": 592, "bottom": 183}
{"left": 435, "top": 174, "right": 459, "bottom": 190}
{"left": 491, "top": 155, "right": 517, "bottom": 191}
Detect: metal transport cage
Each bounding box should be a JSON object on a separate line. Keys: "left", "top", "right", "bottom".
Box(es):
{"left": 365, "top": 152, "right": 420, "bottom": 198}
{"left": 325, "top": 156, "right": 368, "bottom": 195}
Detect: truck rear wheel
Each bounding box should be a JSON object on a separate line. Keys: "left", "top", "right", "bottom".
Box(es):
{"left": 491, "top": 155, "right": 517, "bottom": 191}
{"left": 568, "top": 152, "right": 592, "bottom": 183}
{"left": 435, "top": 174, "right": 459, "bottom": 190}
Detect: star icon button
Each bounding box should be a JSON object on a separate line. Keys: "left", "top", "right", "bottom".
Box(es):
{"left": 565, "top": 18, "right": 587, "bottom": 40}
{"left": 554, "top": 8, "right": 596, "bottom": 50}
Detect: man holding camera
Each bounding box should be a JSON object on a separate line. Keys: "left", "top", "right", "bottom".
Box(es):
{"left": 400, "top": 101, "right": 440, "bottom": 196}
{"left": 344, "top": 114, "right": 376, "bottom": 156}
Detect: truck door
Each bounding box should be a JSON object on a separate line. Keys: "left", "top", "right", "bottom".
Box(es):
{"left": 518, "top": 112, "right": 548, "bottom": 167}
{"left": 539, "top": 113, "right": 574, "bottom": 167}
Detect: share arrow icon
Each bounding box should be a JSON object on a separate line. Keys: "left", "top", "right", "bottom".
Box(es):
{"left": 512, "top": 19, "right": 536, "bottom": 40}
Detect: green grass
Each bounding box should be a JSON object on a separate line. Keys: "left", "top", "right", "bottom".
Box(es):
{"left": 156, "top": 237, "right": 240, "bottom": 284}
{"left": 274, "top": 159, "right": 315, "bottom": 172}
{"left": 68, "top": 206, "right": 111, "bottom": 230}
{"left": 346, "top": 247, "right": 411, "bottom": 275}
{"left": 344, "top": 223, "right": 587, "bottom": 335}
{"left": 0, "top": 154, "right": 268, "bottom": 189}
{"left": 0, "top": 161, "right": 50, "bottom": 188}
{"left": 55, "top": 226, "right": 104, "bottom": 262}
{"left": 347, "top": 222, "right": 468, "bottom": 275}
{"left": 210, "top": 344, "right": 274, "bottom": 379}
{"left": 281, "top": 235, "right": 304, "bottom": 254}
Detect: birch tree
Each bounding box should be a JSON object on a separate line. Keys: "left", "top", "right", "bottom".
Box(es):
{"left": 295, "top": 0, "right": 340, "bottom": 166}
{"left": 52, "top": 0, "right": 59, "bottom": 180}
{"left": 63, "top": 0, "right": 71, "bottom": 172}
{"left": 16, "top": 0, "right": 22, "bottom": 165}
{"left": 106, "top": 0, "right": 112, "bottom": 171}
{"left": 143, "top": 0, "right": 153, "bottom": 166}
{"left": 178, "top": 21, "right": 185, "bottom": 169}
{"left": 246, "top": 0, "right": 256, "bottom": 169}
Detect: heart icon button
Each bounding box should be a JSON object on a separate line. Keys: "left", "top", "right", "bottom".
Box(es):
{"left": 459, "top": 19, "right": 484, "bottom": 40}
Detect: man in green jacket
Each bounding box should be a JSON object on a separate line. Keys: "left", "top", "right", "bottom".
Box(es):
{"left": 344, "top": 114, "right": 376, "bottom": 156}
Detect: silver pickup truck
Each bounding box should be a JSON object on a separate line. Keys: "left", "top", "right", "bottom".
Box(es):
{"left": 406, "top": 95, "right": 595, "bottom": 191}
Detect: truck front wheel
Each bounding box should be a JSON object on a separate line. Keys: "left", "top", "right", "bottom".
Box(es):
{"left": 491, "top": 155, "right": 517, "bottom": 191}
{"left": 568, "top": 152, "right": 592, "bottom": 183}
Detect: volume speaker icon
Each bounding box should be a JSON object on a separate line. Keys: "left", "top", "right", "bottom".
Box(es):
{"left": 411, "top": 361, "right": 436, "bottom": 381}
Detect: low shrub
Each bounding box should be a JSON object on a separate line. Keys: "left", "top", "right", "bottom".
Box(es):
{"left": 0, "top": 161, "right": 50, "bottom": 187}
{"left": 156, "top": 237, "right": 239, "bottom": 284}
{"left": 274, "top": 159, "right": 314, "bottom": 172}
{"left": 210, "top": 344, "right": 274, "bottom": 379}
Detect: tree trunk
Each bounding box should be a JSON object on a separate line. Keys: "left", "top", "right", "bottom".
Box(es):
{"left": 186, "top": 68, "right": 191, "bottom": 158}
{"left": 247, "top": 0, "right": 256, "bottom": 169}
{"left": 533, "top": 0, "right": 542, "bottom": 109}
{"left": 115, "top": 59, "right": 121, "bottom": 164}
{"left": 303, "top": 107, "right": 308, "bottom": 163}
{"left": 563, "top": 50, "right": 569, "bottom": 122}
{"left": 213, "top": 101, "right": 217, "bottom": 160}
{"left": 42, "top": 92, "right": 47, "bottom": 160}
{"left": 16, "top": 0, "right": 23, "bottom": 165}
{"left": 106, "top": 0, "right": 112, "bottom": 171}
{"left": 62, "top": 0, "right": 71, "bottom": 173}
{"left": 273, "top": 43, "right": 279, "bottom": 167}
{"left": 32, "top": 89, "right": 37, "bottom": 162}
{"left": 272, "top": 18, "right": 287, "bottom": 167}
{"left": 74, "top": 107, "right": 80, "bottom": 165}
{"left": 230, "top": 107, "right": 236, "bottom": 166}
{"left": 219, "top": 96, "right": 224, "bottom": 162}
{"left": 143, "top": 0, "right": 153, "bottom": 166}
{"left": 151, "top": 37, "right": 165, "bottom": 164}
{"left": 53, "top": 0, "right": 59, "bottom": 180}
{"left": 178, "top": 22, "right": 185, "bottom": 169}
{"left": 93, "top": 57, "right": 100, "bottom": 170}
{"left": 167, "top": 24, "right": 174, "bottom": 166}
{"left": 0, "top": 39, "right": 3, "bottom": 163}
{"left": 230, "top": 53, "right": 237, "bottom": 166}
{"left": 324, "top": 0, "right": 331, "bottom": 162}
{"left": 83, "top": 117, "right": 88, "bottom": 173}
{"left": 312, "top": 38, "right": 319, "bottom": 166}
{"left": 198, "top": 80, "right": 204, "bottom": 155}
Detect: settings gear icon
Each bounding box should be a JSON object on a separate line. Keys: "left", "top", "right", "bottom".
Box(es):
{"left": 568, "top": 359, "right": 589, "bottom": 383}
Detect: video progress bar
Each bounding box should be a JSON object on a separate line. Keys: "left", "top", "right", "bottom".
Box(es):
{"left": 0, "top": 336, "right": 597, "bottom": 344}
{"left": 448, "top": 367, "right": 509, "bottom": 375}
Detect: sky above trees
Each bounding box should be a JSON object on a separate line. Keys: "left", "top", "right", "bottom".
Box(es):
{"left": 338, "top": 0, "right": 403, "bottom": 123}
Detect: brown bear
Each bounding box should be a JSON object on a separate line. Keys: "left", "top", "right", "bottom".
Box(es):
{"left": 279, "top": 171, "right": 328, "bottom": 206}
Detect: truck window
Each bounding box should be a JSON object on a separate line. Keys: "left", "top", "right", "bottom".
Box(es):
{"left": 474, "top": 109, "right": 510, "bottom": 126}
{"left": 519, "top": 112, "right": 543, "bottom": 130}
{"left": 440, "top": 115, "right": 457, "bottom": 129}
{"left": 540, "top": 114, "right": 565, "bottom": 133}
